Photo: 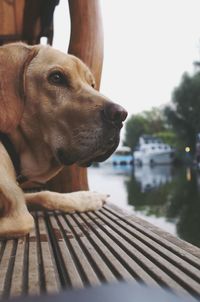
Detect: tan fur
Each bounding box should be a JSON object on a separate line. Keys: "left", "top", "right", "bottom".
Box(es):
{"left": 0, "top": 43, "right": 126, "bottom": 238}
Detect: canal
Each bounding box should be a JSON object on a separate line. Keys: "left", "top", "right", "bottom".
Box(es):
{"left": 88, "top": 164, "right": 200, "bottom": 248}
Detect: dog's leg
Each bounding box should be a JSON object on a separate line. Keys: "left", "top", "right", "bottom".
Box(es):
{"left": 25, "top": 191, "right": 108, "bottom": 212}
{"left": 0, "top": 144, "right": 34, "bottom": 238}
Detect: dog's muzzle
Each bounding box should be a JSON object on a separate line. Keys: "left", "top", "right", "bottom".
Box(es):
{"left": 101, "top": 102, "right": 127, "bottom": 129}
{"left": 56, "top": 103, "right": 127, "bottom": 167}
{"left": 79, "top": 103, "right": 128, "bottom": 166}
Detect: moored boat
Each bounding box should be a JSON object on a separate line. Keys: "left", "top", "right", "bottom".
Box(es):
{"left": 112, "top": 146, "right": 133, "bottom": 165}
{"left": 133, "top": 135, "right": 174, "bottom": 166}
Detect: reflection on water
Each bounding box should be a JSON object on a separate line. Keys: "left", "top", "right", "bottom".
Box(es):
{"left": 88, "top": 164, "right": 200, "bottom": 248}
{"left": 134, "top": 165, "right": 172, "bottom": 192}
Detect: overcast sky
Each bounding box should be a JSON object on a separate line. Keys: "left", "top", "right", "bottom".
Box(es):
{"left": 53, "top": 0, "right": 200, "bottom": 117}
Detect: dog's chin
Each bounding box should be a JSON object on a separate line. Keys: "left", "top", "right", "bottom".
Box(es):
{"left": 55, "top": 148, "right": 77, "bottom": 166}
{"left": 55, "top": 148, "right": 113, "bottom": 167}
{"left": 56, "top": 133, "right": 120, "bottom": 167}
{"left": 78, "top": 161, "right": 93, "bottom": 168}
{"left": 77, "top": 154, "right": 110, "bottom": 168}
{"left": 77, "top": 140, "right": 120, "bottom": 168}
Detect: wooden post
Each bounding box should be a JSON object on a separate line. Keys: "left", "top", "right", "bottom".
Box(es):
{"left": 47, "top": 0, "right": 104, "bottom": 193}
{"left": 0, "top": 0, "right": 25, "bottom": 44}
{"left": 68, "top": 0, "right": 104, "bottom": 89}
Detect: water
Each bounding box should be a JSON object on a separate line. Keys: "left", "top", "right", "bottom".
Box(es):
{"left": 88, "top": 164, "right": 200, "bottom": 248}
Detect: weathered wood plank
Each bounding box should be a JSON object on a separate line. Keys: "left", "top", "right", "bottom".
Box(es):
{"left": 101, "top": 208, "right": 200, "bottom": 281}
{"left": 84, "top": 212, "right": 160, "bottom": 288}
{"left": 28, "top": 219, "right": 40, "bottom": 296}
{"left": 104, "top": 205, "right": 200, "bottom": 261}
{"left": 93, "top": 210, "right": 200, "bottom": 297}
{"left": 67, "top": 213, "right": 120, "bottom": 283}
{"left": 0, "top": 205, "right": 200, "bottom": 301}
{"left": 52, "top": 214, "right": 100, "bottom": 287}
{"left": 36, "top": 213, "right": 59, "bottom": 294}
{"left": 10, "top": 238, "right": 25, "bottom": 297}
{"left": 0, "top": 241, "right": 14, "bottom": 298}
{"left": 0, "top": 0, "right": 25, "bottom": 36}
{"left": 74, "top": 213, "right": 136, "bottom": 282}
{"left": 50, "top": 214, "right": 85, "bottom": 289}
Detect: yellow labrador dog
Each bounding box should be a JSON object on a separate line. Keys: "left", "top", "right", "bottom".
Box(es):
{"left": 0, "top": 43, "right": 127, "bottom": 238}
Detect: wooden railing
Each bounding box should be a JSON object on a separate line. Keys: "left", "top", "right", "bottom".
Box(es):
{"left": 47, "top": 0, "right": 104, "bottom": 192}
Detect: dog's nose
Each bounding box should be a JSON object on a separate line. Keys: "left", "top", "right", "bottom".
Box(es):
{"left": 103, "top": 103, "right": 128, "bottom": 126}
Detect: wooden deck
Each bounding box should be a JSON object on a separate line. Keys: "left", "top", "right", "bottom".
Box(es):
{"left": 0, "top": 204, "right": 200, "bottom": 301}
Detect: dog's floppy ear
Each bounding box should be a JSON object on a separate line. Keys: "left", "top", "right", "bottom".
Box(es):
{"left": 0, "top": 43, "right": 39, "bottom": 133}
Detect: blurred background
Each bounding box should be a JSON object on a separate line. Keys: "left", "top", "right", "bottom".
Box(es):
{"left": 52, "top": 0, "right": 200, "bottom": 248}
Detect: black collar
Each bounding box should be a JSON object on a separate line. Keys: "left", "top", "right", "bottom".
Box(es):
{"left": 0, "top": 132, "right": 27, "bottom": 184}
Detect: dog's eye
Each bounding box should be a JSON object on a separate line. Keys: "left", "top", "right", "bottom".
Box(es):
{"left": 48, "top": 71, "right": 68, "bottom": 86}
{"left": 91, "top": 83, "right": 95, "bottom": 88}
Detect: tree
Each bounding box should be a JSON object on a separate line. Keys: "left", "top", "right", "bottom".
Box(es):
{"left": 165, "top": 72, "right": 200, "bottom": 154}
{"left": 142, "top": 107, "right": 166, "bottom": 133}
{"left": 154, "top": 131, "right": 177, "bottom": 148}
{"left": 124, "top": 114, "right": 148, "bottom": 150}
{"left": 124, "top": 107, "right": 166, "bottom": 150}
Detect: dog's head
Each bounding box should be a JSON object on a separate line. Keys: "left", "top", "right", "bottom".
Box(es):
{"left": 0, "top": 43, "right": 127, "bottom": 168}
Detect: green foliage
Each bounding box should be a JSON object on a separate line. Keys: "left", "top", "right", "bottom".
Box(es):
{"left": 125, "top": 70, "right": 200, "bottom": 154}
{"left": 124, "top": 115, "right": 148, "bottom": 149}
{"left": 165, "top": 71, "right": 200, "bottom": 154}
{"left": 124, "top": 107, "right": 167, "bottom": 149}
{"left": 154, "top": 131, "right": 177, "bottom": 148}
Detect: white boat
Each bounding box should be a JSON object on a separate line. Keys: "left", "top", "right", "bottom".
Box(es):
{"left": 112, "top": 146, "right": 133, "bottom": 165}
{"left": 133, "top": 135, "right": 174, "bottom": 165}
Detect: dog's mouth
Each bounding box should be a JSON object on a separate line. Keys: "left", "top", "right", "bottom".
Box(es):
{"left": 56, "top": 132, "right": 120, "bottom": 168}
{"left": 55, "top": 120, "right": 122, "bottom": 167}
{"left": 78, "top": 151, "right": 114, "bottom": 167}
{"left": 56, "top": 148, "right": 78, "bottom": 166}
{"left": 56, "top": 144, "right": 118, "bottom": 167}
{"left": 77, "top": 135, "right": 120, "bottom": 167}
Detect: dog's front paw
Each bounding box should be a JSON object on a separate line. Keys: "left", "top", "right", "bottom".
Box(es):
{"left": 0, "top": 212, "right": 34, "bottom": 238}
{"left": 69, "top": 191, "right": 109, "bottom": 212}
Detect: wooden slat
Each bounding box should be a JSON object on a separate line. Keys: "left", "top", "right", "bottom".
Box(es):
{"left": 66, "top": 213, "right": 122, "bottom": 283}
{"left": 81, "top": 212, "right": 161, "bottom": 287}
{"left": 48, "top": 214, "right": 85, "bottom": 288}
{"left": 44, "top": 213, "right": 74, "bottom": 288}
{"left": 69, "top": 213, "right": 135, "bottom": 282}
{"left": 104, "top": 205, "right": 200, "bottom": 262}
{"left": 0, "top": 0, "right": 25, "bottom": 36}
{"left": 36, "top": 213, "right": 59, "bottom": 294}
{"left": 52, "top": 214, "right": 100, "bottom": 287}
{"left": 10, "top": 238, "right": 26, "bottom": 297}
{"left": 0, "top": 205, "right": 200, "bottom": 301}
{"left": 101, "top": 208, "right": 200, "bottom": 281}
{"left": 14, "top": 0, "right": 26, "bottom": 34}
{"left": 85, "top": 212, "right": 192, "bottom": 298}
{"left": 76, "top": 212, "right": 133, "bottom": 282}
{"left": 91, "top": 211, "right": 200, "bottom": 297}
{"left": 0, "top": 0, "right": 15, "bottom": 35}
{"left": 0, "top": 240, "right": 14, "bottom": 298}
{"left": 28, "top": 218, "right": 40, "bottom": 296}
